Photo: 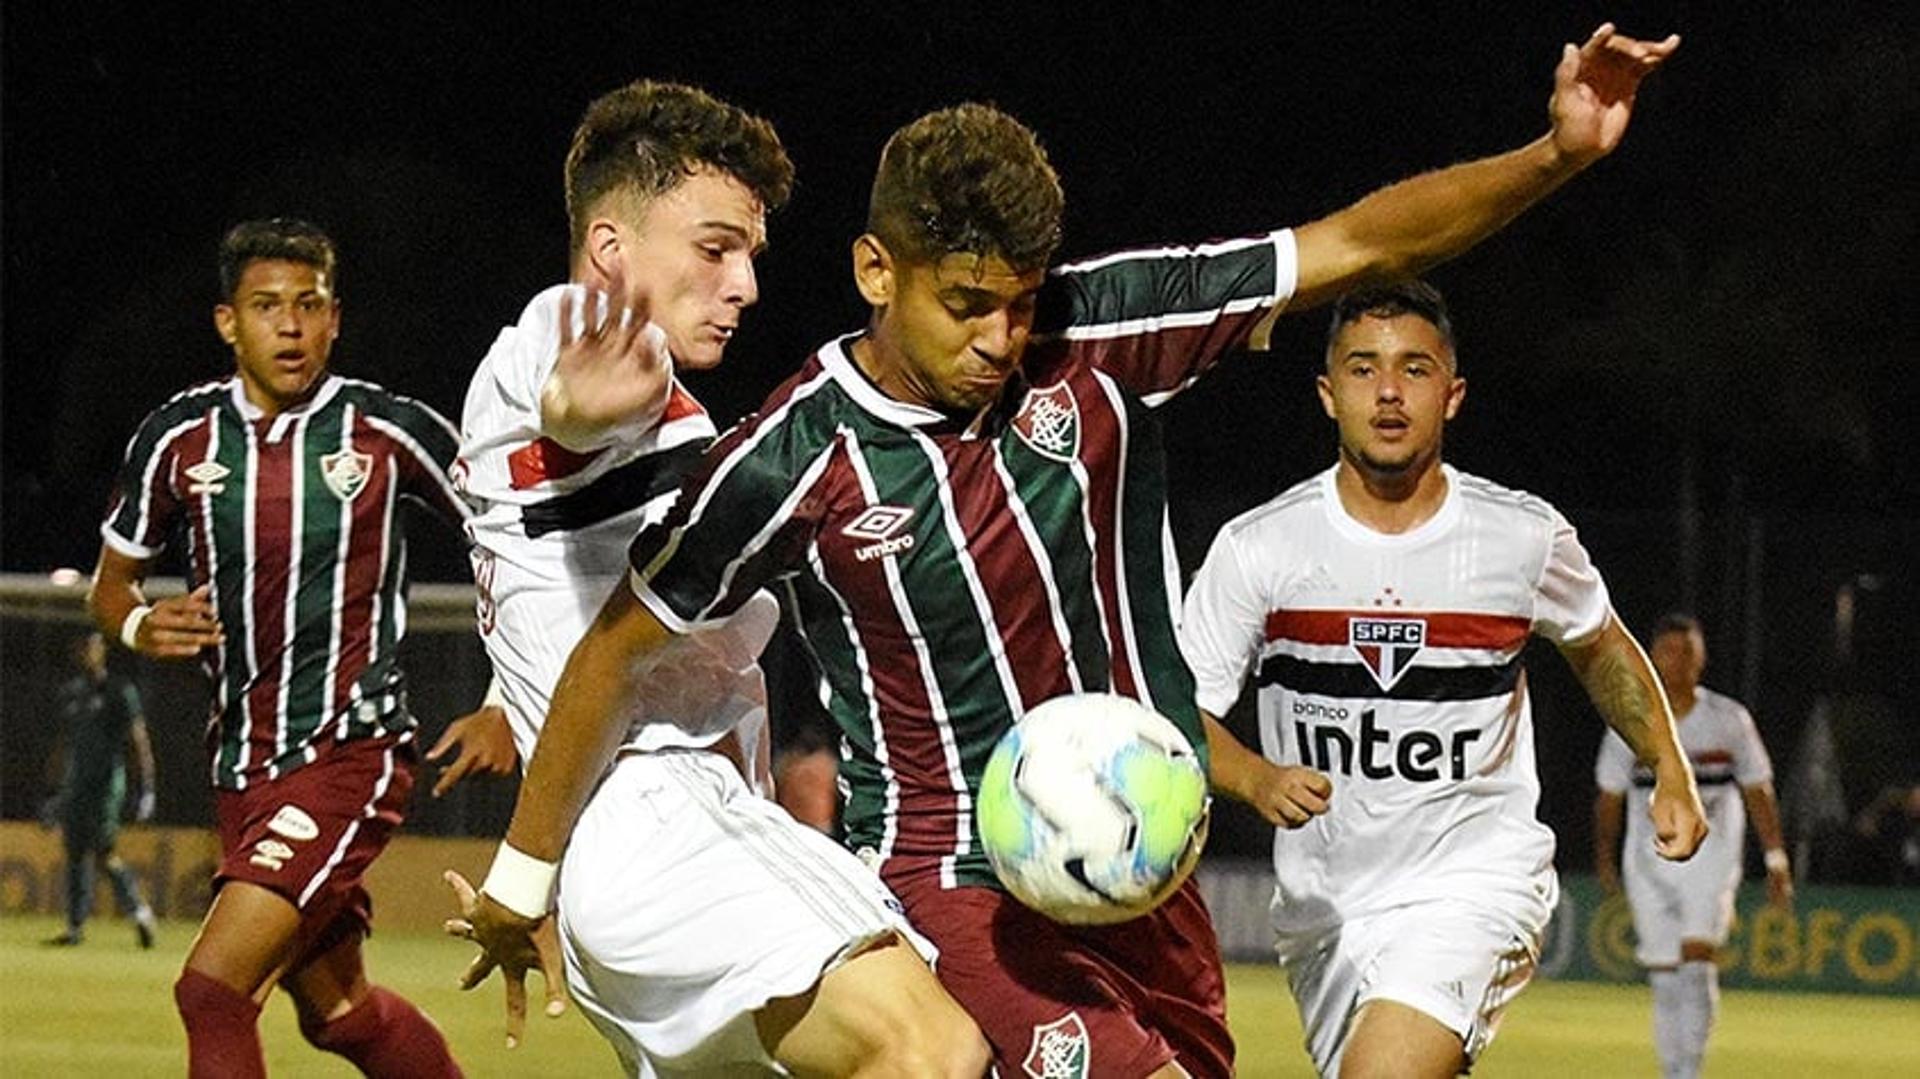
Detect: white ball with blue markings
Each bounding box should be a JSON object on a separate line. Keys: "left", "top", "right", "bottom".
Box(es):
{"left": 976, "top": 692, "right": 1211, "bottom": 925}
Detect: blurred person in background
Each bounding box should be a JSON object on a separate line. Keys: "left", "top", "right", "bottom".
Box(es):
{"left": 1595, "top": 612, "right": 1791, "bottom": 1079}
{"left": 41, "top": 630, "right": 159, "bottom": 949}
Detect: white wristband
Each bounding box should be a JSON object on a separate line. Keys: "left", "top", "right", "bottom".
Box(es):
{"left": 481, "top": 843, "right": 558, "bottom": 919}
{"left": 119, "top": 605, "right": 153, "bottom": 650}
{"left": 1764, "top": 848, "right": 1789, "bottom": 873}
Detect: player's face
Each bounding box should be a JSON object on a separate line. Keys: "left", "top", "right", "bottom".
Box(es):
{"left": 215, "top": 259, "right": 341, "bottom": 416}
{"left": 1650, "top": 628, "right": 1707, "bottom": 698}
{"left": 606, "top": 167, "right": 767, "bottom": 371}
{"left": 1317, "top": 313, "right": 1463, "bottom": 477}
{"left": 862, "top": 243, "right": 1046, "bottom": 413}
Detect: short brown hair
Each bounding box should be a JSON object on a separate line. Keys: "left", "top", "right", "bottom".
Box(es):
{"left": 218, "top": 218, "right": 337, "bottom": 299}
{"left": 1326, "top": 279, "right": 1456, "bottom": 368}
{"left": 867, "top": 104, "right": 1064, "bottom": 272}
{"left": 564, "top": 81, "right": 793, "bottom": 255}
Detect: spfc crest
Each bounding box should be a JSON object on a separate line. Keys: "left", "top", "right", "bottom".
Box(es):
{"left": 1349, "top": 617, "right": 1426, "bottom": 691}
{"left": 1022, "top": 1011, "right": 1090, "bottom": 1079}
{"left": 1013, "top": 382, "right": 1079, "bottom": 463}
{"left": 320, "top": 449, "right": 373, "bottom": 501}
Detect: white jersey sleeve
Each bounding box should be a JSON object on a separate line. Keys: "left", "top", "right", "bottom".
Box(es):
{"left": 1730, "top": 703, "right": 1774, "bottom": 786}
{"left": 1594, "top": 729, "right": 1637, "bottom": 794}
{"left": 1531, "top": 511, "right": 1612, "bottom": 645}
{"left": 1179, "top": 526, "right": 1269, "bottom": 718}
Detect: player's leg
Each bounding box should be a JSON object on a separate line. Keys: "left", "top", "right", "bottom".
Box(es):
{"left": 50, "top": 825, "right": 94, "bottom": 944}
{"left": 282, "top": 913, "right": 461, "bottom": 1078}
{"left": 1664, "top": 940, "right": 1720, "bottom": 1079}
{"left": 1329, "top": 901, "right": 1539, "bottom": 1079}
{"left": 97, "top": 837, "right": 157, "bottom": 947}
{"left": 892, "top": 873, "right": 1215, "bottom": 1078}
{"left": 1337, "top": 1001, "right": 1465, "bottom": 1079}
{"left": 754, "top": 935, "right": 988, "bottom": 1077}
{"left": 174, "top": 880, "right": 302, "bottom": 1079}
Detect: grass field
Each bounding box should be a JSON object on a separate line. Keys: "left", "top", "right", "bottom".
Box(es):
{"left": 2, "top": 913, "right": 1912, "bottom": 1077}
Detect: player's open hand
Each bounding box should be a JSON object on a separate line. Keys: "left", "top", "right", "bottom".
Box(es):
{"left": 133, "top": 585, "right": 223, "bottom": 658}
{"left": 1648, "top": 776, "right": 1708, "bottom": 862}
{"left": 1247, "top": 761, "right": 1333, "bottom": 829}
{"left": 539, "top": 285, "right": 671, "bottom": 451}
{"left": 444, "top": 869, "right": 569, "bottom": 1048}
{"left": 428, "top": 705, "right": 519, "bottom": 797}
{"left": 1548, "top": 23, "right": 1681, "bottom": 165}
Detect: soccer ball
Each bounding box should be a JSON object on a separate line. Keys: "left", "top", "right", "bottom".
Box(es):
{"left": 977, "top": 692, "right": 1210, "bottom": 925}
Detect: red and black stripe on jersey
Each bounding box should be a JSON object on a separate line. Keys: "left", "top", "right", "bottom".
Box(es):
{"left": 1257, "top": 610, "right": 1533, "bottom": 701}
{"left": 629, "top": 232, "right": 1289, "bottom": 887}
{"left": 102, "top": 378, "right": 466, "bottom": 789}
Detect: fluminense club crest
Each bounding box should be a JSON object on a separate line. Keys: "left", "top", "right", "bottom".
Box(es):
{"left": 1013, "top": 382, "right": 1079, "bottom": 463}
{"left": 320, "top": 449, "right": 373, "bottom": 501}
{"left": 1349, "top": 616, "right": 1426, "bottom": 691}
{"left": 1023, "top": 1011, "right": 1090, "bottom": 1079}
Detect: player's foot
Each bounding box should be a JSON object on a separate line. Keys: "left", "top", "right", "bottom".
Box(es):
{"left": 135, "top": 913, "right": 156, "bottom": 949}
{"left": 43, "top": 928, "right": 84, "bottom": 947}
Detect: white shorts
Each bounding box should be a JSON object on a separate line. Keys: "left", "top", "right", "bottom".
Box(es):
{"left": 1623, "top": 854, "right": 1741, "bottom": 966}
{"left": 1280, "top": 900, "right": 1541, "bottom": 1076}
{"left": 557, "top": 751, "right": 932, "bottom": 1077}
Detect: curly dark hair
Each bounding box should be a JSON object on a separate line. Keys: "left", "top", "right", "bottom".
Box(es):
{"left": 218, "top": 218, "right": 337, "bottom": 299}
{"left": 565, "top": 81, "right": 793, "bottom": 256}
{"left": 867, "top": 104, "right": 1064, "bottom": 273}
{"left": 1325, "top": 279, "right": 1456, "bottom": 367}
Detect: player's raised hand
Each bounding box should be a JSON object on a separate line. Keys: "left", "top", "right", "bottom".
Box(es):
{"left": 428, "top": 705, "right": 518, "bottom": 798}
{"left": 444, "top": 869, "right": 568, "bottom": 1048}
{"left": 539, "top": 285, "right": 672, "bottom": 451}
{"left": 133, "top": 585, "right": 224, "bottom": 658}
{"left": 1648, "top": 776, "right": 1708, "bottom": 862}
{"left": 1247, "top": 761, "right": 1334, "bottom": 830}
{"left": 1548, "top": 22, "right": 1681, "bottom": 165}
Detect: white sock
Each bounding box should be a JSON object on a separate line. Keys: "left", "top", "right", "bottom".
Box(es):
{"left": 1676, "top": 960, "right": 1720, "bottom": 1074}
{"left": 1649, "top": 968, "right": 1691, "bottom": 1078}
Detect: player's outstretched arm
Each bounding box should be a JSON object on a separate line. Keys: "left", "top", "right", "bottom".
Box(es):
{"left": 1202, "top": 710, "right": 1331, "bottom": 829}
{"left": 540, "top": 286, "right": 671, "bottom": 452}
{"left": 1559, "top": 612, "right": 1707, "bottom": 862}
{"left": 88, "top": 547, "right": 223, "bottom": 659}
{"left": 1279, "top": 23, "right": 1680, "bottom": 315}
{"left": 448, "top": 580, "right": 675, "bottom": 1044}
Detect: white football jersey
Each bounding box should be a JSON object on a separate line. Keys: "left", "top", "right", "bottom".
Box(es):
{"left": 1181, "top": 465, "right": 1612, "bottom": 943}
{"left": 458, "top": 284, "right": 714, "bottom": 591}
{"left": 457, "top": 284, "right": 771, "bottom": 768}
{"left": 1595, "top": 686, "right": 1771, "bottom": 886}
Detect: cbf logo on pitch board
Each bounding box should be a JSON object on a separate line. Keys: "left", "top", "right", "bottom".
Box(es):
{"left": 1349, "top": 617, "right": 1426, "bottom": 690}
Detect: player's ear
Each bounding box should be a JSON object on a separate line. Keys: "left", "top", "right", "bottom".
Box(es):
{"left": 1445, "top": 376, "right": 1466, "bottom": 421}
{"left": 213, "top": 304, "right": 238, "bottom": 347}
{"left": 1315, "top": 373, "right": 1337, "bottom": 420}
{"left": 852, "top": 234, "right": 894, "bottom": 307}
{"left": 584, "top": 217, "right": 624, "bottom": 283}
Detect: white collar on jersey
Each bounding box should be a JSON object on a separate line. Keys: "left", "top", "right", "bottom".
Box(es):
{"left": 1318, "top": 462, "right": 1464, "bottom": 547}
{"left": 228, "top": 375, "right": 343, "bottom": 444}
{"left": 818, "top": 334, "right": 996, "bottom": 432}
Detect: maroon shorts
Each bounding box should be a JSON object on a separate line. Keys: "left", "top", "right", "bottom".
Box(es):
{"left": 214, "top": 734, "right": 416, "bottom": 952}
{"left": 889, "top": 869, "right": 1234, "bottom": 1079}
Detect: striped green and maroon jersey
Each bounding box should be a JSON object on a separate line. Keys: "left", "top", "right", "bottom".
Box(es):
{"left": 630, "top": 231, "right": 1297, "bottom": 889}
{"left": 101, "top": 376, "right": 467, "bottom": 790}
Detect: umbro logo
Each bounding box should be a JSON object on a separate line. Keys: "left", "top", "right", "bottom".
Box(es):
{"left": 1296, "top": 564, "right": 1338, "bottom": 593}
{"left": 843, "top": 505, "right": 916, "bottom": 562}
{"left": 185, "top": 460, "right": 229, "bottom": 496}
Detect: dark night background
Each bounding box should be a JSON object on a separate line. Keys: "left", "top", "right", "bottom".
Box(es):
{"left": 4, "top": 4, "right": 1916, "bottom": 873}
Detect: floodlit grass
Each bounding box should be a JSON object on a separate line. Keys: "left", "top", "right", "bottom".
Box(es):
{"left": 3, "top": 913, "right": 1911, "bottom": 1076}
